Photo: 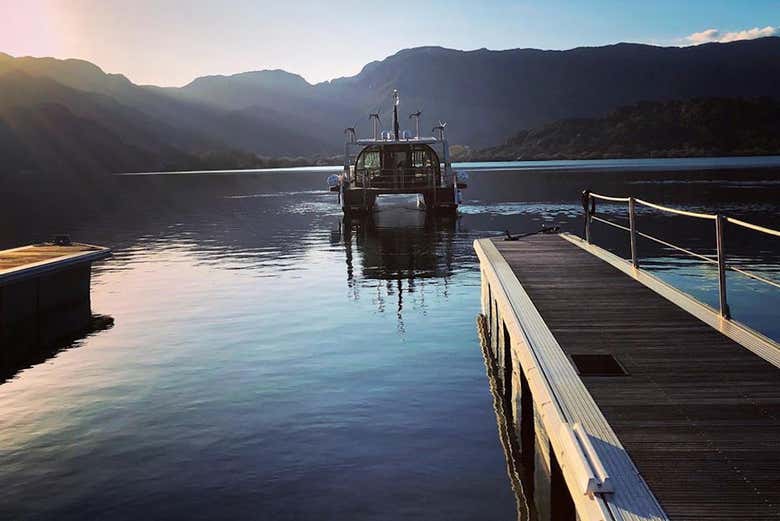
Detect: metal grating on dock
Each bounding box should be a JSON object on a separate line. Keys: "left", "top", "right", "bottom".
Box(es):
{"left": 485, "top": 233, "right": 780, "bottom": 520}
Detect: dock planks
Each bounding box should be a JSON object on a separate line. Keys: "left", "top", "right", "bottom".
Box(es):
{"left": 0, "top": 243, "right": 107, "bottom": 274}
{"left": 0, "top": 243, "right": 111, "bottom": 286}
{"left": 0, "top": 244, "right": 103, "bottom": 271}
{"left": 491, "top": 234, "right": 780, "bottom": 520}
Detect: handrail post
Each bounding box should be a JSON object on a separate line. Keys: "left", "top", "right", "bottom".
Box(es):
{"left": 715, "top": 214, "right": 731, "bottom": 319}
{"left": 581, "top": 190, "right": 592, "bottom": 243}
{"left": 628, "top": 197, "right": 639, "bottom": 268}
{"left": 586, "top": 209, "right": 591, "bottom": 243}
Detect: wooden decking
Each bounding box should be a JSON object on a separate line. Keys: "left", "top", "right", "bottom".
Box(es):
{"left": 483, "top": 234, "right": 780, "bottom": 520}
{"left": 0, "top": 243, "right": 110, "bottom": 284}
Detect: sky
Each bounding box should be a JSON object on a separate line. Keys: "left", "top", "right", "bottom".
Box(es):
{"left": 1, "top": 0, "right": 778, "bottom": 86}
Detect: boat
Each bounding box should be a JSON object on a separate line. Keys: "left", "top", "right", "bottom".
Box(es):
{"left": 327, "top": 90, "right": 467, "bottom": 214}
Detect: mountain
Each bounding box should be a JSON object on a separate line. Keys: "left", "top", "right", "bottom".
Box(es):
{"left": 173, "top": 37, "right": 780, "bottom": 148}
{"left": 176, "top": 70, "right": 315, "bottom": 110}
{"left": 0, "top": 69, "right": 181, "bottom": 175}
{"left": 0, "top": 52, "right": 330, "bottom": 158}
{"left": 0, "top": 69, "right": 306, "bottom": 177}
{"left": 474, "top": 97, "right": 780, "bottom": 161}
{"left": 2, "top": 37, "right": 780, "bottom": 177}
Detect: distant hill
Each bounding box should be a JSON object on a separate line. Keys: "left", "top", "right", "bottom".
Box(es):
{"left": 172, "top": 38, "right": 780, "bottom": 148}
{"left": 474, "top": 97, "right": 780, "bottom": 161}
{"left": 0, "top": 52, "right": 331, "bottom": 161}
{"left": 0, "top": 69, "right": 257, "bottom": 175}
{"left": 2, "top": 37, "right": 780, "bottom": 176}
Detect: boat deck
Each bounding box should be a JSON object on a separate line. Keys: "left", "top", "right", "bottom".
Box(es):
{"left": 478, "top": 233, "right": 780, "bottom": 520}
{"left": 0, "top": 243, "right": 111, "bottom": 284}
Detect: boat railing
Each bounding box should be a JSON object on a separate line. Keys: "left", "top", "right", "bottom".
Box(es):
{"left": 582, "top": 190, "right": 780, "bottom": 319}
{"left": 353, "top": 167, "right": 441, "bottom": 189}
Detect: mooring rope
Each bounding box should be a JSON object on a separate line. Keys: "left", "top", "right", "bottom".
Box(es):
{"left": 504, "top": 225, "right": 561, "bottom": 241}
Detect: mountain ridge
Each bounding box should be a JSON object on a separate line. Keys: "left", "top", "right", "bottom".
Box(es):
{"left": 2, "top": 37, "right": 780, "bottom": 176}
{"left": 473, "top": 97, "right": 780, "bottom": 161}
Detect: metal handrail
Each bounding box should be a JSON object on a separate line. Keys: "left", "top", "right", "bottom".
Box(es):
{"left": 354, "top": 167, "right": 440, "bottom": 188}
{"left": 583, "top": 190, "right": 780, "bottom": 319}
{"left": 352, "top": 166, "right": 460, "bottom": 191}
{"left": 635, "top": 198, "right": 717, "bottom": 221}
{"left": 726, "top": 217, "right": 780, "bottom": 238}
{"left": 591, "top": 215, "right": 717, "bottom": 265}
{"left": 590, "top": 193, "right": 630, "bottom": 203}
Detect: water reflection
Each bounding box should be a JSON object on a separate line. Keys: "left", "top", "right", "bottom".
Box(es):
{"left": 0, "top": 314, "right": 114, "bottom": 384}
{"left": 0, "top": 164, "right": 776, "bottom": 520}
{"left": 334, "top": 205, "right": 461, "bottom": 331}
{"left": 476, "top": 314, "right": 536, "bottom": 521}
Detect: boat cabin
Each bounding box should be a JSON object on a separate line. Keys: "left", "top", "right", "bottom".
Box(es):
{"left": 353, "top": 143, "right": 441, "bottom": 189}
{"left": 328, "top": 89, "right": 466, "bottom": 214}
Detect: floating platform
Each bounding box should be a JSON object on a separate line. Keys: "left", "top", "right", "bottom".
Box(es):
{"left": 475, "top": 233, "right": 780, "bottom": 521}
{"left": 0, "top": 242, "right": 111, "bottom": 351}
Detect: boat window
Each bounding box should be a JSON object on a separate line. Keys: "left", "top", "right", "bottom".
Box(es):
{"left": 357, "top": 149, "right": 380, "bottom": 171}
{"left": 412, "top": 148, "right": 434, "bottom": 169}
{"left": 391, "top": 151, "right": 408, "bottom": 170}
{"left": 380, "top": 149, "right": 408, "bottom": 171}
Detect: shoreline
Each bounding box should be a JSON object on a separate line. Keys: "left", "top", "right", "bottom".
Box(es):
{"left": 112, "top": 155, "right": 780, "bottom": 177}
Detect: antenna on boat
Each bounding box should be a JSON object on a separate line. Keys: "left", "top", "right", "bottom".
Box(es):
{"left": 433, "top": 121, "right": 447, "bottom": 140}
{"left": 409, "top": 110, "right": 422, "bottom": 139}
{"left": 369, "top": 112, "right": 381, "bottom": 140}
{"left": 392, "top": 89, "right": 400, "bottom": 141}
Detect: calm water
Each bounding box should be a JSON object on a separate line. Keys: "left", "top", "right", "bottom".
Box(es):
{"left": 1, "top": 160, "right": 779, "bottom": 520}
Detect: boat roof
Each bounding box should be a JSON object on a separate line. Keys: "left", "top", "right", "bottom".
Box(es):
{"left": 354, "top": 137, "right": 443, "bottom": 146}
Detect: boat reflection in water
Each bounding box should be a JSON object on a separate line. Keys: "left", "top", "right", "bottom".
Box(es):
{"left": 333, "top": 200, "right": 460, "bottom": 331}
{"left": 332, "top": 200, "right": 538, "bottom": 519}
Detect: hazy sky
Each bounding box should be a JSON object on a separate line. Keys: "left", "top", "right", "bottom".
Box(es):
{"left": 2, "top": 0, "right": 778, "bottom": 86}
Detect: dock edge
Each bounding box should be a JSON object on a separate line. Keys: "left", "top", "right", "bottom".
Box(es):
{"left": 475, "top": 237, "right": 668, "bottom": 521}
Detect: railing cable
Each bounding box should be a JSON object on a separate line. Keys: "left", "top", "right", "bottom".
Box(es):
{"left": 728, "top": 265, "right": 780, "bottom": 290}
{"left": 591, "top": 215, "right": 718, "bottom": 265}
{"left": 584, "top": 190, "right": 779, "bottom": 320}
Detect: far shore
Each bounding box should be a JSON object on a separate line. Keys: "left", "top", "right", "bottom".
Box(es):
{"left": 112, "top": 155, "right": 780, "bottom": 177}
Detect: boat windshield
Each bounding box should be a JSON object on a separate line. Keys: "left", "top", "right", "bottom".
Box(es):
{"left": 354, "top": 144, "right": 441, "bottom": 187}
{"left": 357, "top": 149, "right": 381, "bottom": 173}
{"left": 356, "top": 145, "right": 438, "bottom": 172}
{"left": 384, "top": 150, "right": 409, "bottom": 170}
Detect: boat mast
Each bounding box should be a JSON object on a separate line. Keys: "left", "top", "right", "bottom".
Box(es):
{"left": 392, "top": 89, "right": 400, "bottom": 141}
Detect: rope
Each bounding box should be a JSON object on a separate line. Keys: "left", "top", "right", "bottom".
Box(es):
{"left": 504, "top": 225, "right": 561, "bottom": 241}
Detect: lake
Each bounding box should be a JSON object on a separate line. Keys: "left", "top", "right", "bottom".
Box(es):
{"left": 1, "top": 159, "right": 778, "bottom": 520}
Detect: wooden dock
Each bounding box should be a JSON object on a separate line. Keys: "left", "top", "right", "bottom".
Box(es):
{"left": 0, "top": 242, "right": 110, "bottom": 351}
{"left": 0, "top": 243, "right": 109, "bottom": 278}
{"left": 475, "top": 233, "right": 780, "bottom": 521}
